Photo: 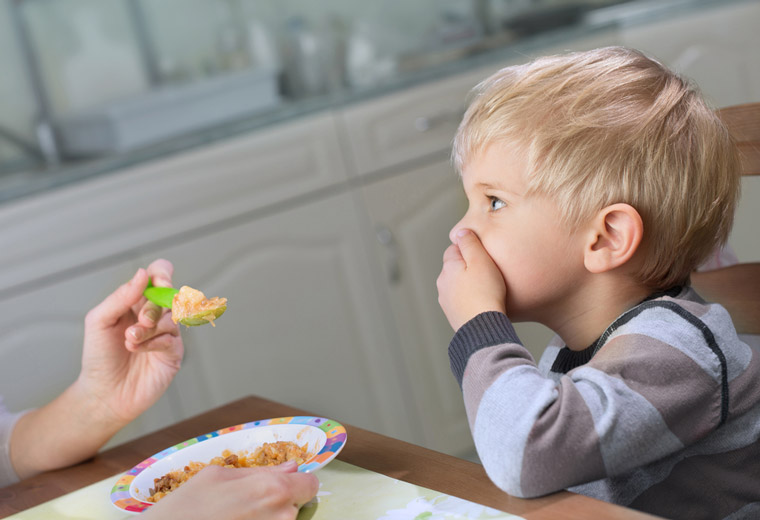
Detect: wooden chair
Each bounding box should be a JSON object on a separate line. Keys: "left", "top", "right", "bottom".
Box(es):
{"left": 691, "top": 102, "right": 760, "bottom": 335}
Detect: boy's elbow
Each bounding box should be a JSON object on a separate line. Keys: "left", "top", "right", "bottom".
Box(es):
{"left": 482, "top": 455, "right": 567, "bottom": 499}
{"left": 481, "top": 456, "right": 528, "bottom": 498}
{"left": 485, "top": 470, "right": 565, "bottom": 499}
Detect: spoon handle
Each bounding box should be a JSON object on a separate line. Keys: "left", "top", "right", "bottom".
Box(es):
{"left": 144, "top": 279, "right": 178, "bottom": 308}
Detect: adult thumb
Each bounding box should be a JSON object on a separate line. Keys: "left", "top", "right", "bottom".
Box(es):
{"left": 88, "top": 268, "right": 148, "bottom": 328}
{"left": 272, "top": 460, "right": 299, "bottom": 473}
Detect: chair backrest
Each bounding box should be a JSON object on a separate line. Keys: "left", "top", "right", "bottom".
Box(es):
{"left": 691, "top": 102, "right": 760, "bottom": 335}
{"left": 717, "top": 102, "right": 760, "bottom": 176}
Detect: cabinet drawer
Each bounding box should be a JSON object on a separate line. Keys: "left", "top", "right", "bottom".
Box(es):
{"left": 0, "top": 112, "right": 349, "bottom": 295}
{"left": 339, "top": 64, "right": 499, "bottom": 176}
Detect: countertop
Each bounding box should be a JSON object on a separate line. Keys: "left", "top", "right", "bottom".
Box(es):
{"left": 0, "top": 0, "right": 741, "bottom": 206}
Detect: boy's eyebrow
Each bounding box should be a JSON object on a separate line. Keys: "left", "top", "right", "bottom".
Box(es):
{"left": 475, "top": 181, "right": 522, "bottom": 195}
{"left": 476, "top": 181, "right": 505, "bottom": 189}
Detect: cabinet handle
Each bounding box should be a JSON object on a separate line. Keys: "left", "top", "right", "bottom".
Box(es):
{"left": 376, "top": 226, "right": 401, "bottom": 284}
{"left": 413, "top": 109, "right": 466, "bottom": 132}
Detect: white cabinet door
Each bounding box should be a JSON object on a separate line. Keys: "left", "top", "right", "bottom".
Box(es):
{"left": 137, "top": 191, "right": 420, "bottom": 444}
{"left": 355, "top": 159, "right": 476, "bottom": 457}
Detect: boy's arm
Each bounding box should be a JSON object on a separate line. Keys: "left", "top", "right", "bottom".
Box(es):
{"left": 452, "top": 309, "right": 724, "bottom": 499}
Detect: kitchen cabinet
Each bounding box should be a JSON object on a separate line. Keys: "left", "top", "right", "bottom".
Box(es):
{"left": 354, "top": 159, "right": 474, "bottom": 457}
{"left": 135, "top": 190, "right": 420, "bottom": 445}
{"left": 0, "top": 47, "right": 600, "bottom": 458}
{"left": 337, "top": 65, "right": 506, "bottom": 457}
{"left": 0, "top": 63, "right": 491, "bottom": 456}
{"left": 337, "top": 56, "right": 560, "bottom": 456}
{"left": 0, "top": 111, "right": 363, "bottom": 442}
{"left": 0, "top": 110, "right": 365, "bottom": 444}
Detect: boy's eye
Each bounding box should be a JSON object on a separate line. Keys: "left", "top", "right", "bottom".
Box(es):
{"left": 489, "top": 196, "right": 506, "bottom": 211}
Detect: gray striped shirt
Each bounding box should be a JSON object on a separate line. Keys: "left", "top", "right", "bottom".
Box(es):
{"left": 449, "top": 287, "right": 760, "bottom": 519}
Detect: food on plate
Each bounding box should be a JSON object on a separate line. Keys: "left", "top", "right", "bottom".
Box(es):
{"left": 171, "top": 285, "right": 227, "bottom": 327}
{"left": 147, "top": 441, "right": 309, "bottom": 503}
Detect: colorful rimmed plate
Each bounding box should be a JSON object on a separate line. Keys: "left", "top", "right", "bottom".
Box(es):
{"left": 110, "top": 416, "right": 347, "bottom": 514}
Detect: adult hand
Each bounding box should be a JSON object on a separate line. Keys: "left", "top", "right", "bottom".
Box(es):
{"left": 437, "top": 229, "right": 507, "bottom": 331}
{"left": 10, "top": 260, "right": 184, "bottom": 480}
{"left": 142, "top": 461, "right": 319, "bottom": 520}
{"left": 77, "top": 259, "right": 183, "bottom": 427}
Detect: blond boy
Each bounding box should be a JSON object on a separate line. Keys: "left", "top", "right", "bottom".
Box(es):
{"left": 437, "top": 47, "right": 760, "bottom": 519}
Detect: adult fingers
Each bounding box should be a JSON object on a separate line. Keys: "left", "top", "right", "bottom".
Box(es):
{"left": 239, "top": 463, "right": 318, "bottom": 509}
{"left": 126, "top": 312, "right": 179, "bottom": 350}
{"left": 146, "top": 258, "right": 174, "bottom": 288}
{"left": 134, "top": 259, "right": 176, "bottom": 328}
{"left": 284, "top": 471, "right": 320, "bottom": 509}
{"left": 86, "top": 269, "right": 148, "bottom": 329}
{"left": 126, "top": 331, "right": 179, "bottom": 353}
{"left": 271, "top": 460, "right": 299, "bottom": 473}
{"left": 129, "top": 259, "right": 173, "bottom": 317}
{"left": 137, "top": 302, "right": 164, "bottom": 327}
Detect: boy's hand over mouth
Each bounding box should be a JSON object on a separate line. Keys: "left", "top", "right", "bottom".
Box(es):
{"left": 437, "top": 229, "right": 507, "bottom": 331}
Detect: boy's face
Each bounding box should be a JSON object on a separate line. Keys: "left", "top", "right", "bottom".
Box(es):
{"left": 450, "top": 142, "right": 587, "bottom": 323}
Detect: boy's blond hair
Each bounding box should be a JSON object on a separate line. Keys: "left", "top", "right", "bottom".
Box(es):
{"left": 453, "top": 46, "right": 741, "bottom": 290}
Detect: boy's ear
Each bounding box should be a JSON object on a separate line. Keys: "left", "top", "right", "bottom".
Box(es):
{"left": 584, "top": 203, "right": 643, "bottom": 274}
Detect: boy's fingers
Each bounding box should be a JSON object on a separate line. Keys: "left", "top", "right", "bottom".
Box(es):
{"left": 89, "top": 269, "right": 148, "bottom": 328}
{"left": 443, "top": 243, "right": 465, "bottom": 265}
{"left": 454, "top": 229, "right": 484, "bottom": 265}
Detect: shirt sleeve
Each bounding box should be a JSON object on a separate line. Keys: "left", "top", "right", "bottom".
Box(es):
{"left": 0, "top": 397, "right": 28, "bottom": 488}
{"left": 449, "top": 308, "right": 724, "bottom": 498}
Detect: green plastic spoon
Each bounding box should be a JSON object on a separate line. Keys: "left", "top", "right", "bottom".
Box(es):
{"left": 143, "top": 280, "right": 178, "bottom": 309}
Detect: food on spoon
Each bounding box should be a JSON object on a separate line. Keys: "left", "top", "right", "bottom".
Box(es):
{"left": 171, "top": 285, "right": 227, "bottom": 327}
{"left": 147, "top": 441, "right": 309, "bottom": 503}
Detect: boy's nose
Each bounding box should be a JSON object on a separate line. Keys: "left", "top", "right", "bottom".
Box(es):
{"left": 449, "top": 219, "right": 467, "bottom": 244}
{"left": 449, "top": 225, "right": 460, "bottom": 244}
